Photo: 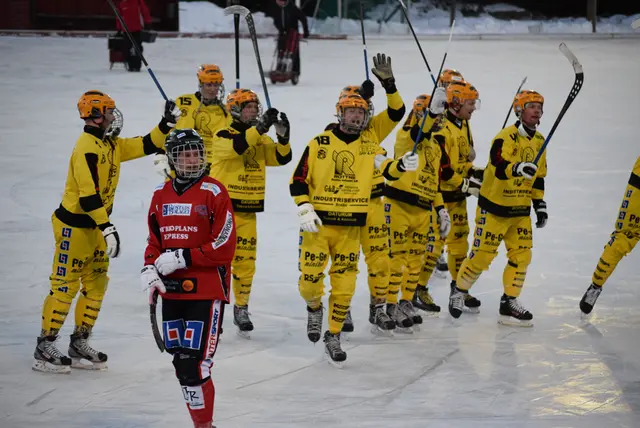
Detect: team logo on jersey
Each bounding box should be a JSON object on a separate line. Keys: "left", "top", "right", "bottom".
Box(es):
{"left": 163, "top": 319, "right": 185, "bottom": 349}
{"left": 195, "top": 205, "right": 208, "bottom": 217}
{"left": 58, "top": 254, "right": 68, "bottom": 264}
{"left": 200, "top": 182, "right": 221, "bottom": 196}
{"left": 60, "top": 240, "right": 70, "bottom": 251}
{"left": 333, "top": 150, "right": 356, "bottom": 177}
{"left": 62, "top": 227, "right": 72, "bottom": 238}
{"left": 212, "top": 210, "right": 234, "bottom": 249}
{"left": 56, "top": 266, "right": 67, "bottom": 277}
{"left": 622, "top": 200, "right": 629, "bottom": 209}
{"left": 182, "top": 321, "right": 204, "bottom": 350}
{"left": 162, "top": 203, "right": 192, "bottom": 216}
{"left": 317, "top": 148, "right": 327, "bottom": 160}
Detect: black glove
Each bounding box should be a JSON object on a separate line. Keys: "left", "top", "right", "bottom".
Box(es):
{"left": 256, "top": 107, "right": 279, "bottom": 134}
{"left": 274, "top": 112, "right": 290, "bottom": 143}
{"left": 532, "top": 199, "right": 548, "bottom": 228}
{"left": 469, "top": 167, "right": 484, "bottom": 182}
{"left": 358, "top": 79, "right": 375, "bottom": 101}
{"left": 371, "top": 53, "right": 396, "bottom": 93}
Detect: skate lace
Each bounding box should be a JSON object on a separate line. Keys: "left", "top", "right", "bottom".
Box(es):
{"left": 376, "top": 308, "right": 392, "bottom": 323}
{"left": 585, "top": 286, "right": 601, "bottom": 305}
{"left": 508, "top": 298, "right": 527, "bottom": 315}
{"left": 388, "top": 305, "right": 406, "bottom": 322}
{"left": 74, "top": 337, "right": 100, "bottom": 357}
{"left": 418, "top": 288, "right": 434, "bottom": 304}
{"left": 308, "top": 310, "right": 323, "bottom": 332}
{"left": 450, "top": 291, "right": 464, "bottom": 309}
{"left": 324, "top": 334, "right": 342, "bottom": 353}
{"left": 399, "top": 300, "right": 416, "bottom": 317}
{"left": 235, "top": 306, "right": 251, "bottom": 323}
{"left": 43, "top": 338, "right": 66, "bottom": 359}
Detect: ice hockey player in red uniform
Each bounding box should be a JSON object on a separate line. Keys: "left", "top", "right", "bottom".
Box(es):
{"left": 140, "top": 128, "right": 236, "bottom": 428}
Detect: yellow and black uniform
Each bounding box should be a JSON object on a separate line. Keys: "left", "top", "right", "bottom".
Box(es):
{"left": 456, "top": 122, "right": 547, "bottom": 298}
{"left": 385, "top": 113, "right": 445, "bottom": 303}
{"left": 590, "top": 156, "right": 640, "bottom": 287}
{"left": 430, "top": 111, "right": 476, "bottom": 281}
{"left": 210, "top": 121, "right": 292, "bottom": 306}
{"left": 44, "top": 121, "right": 171, "bottom": 337}
{"left": 290, "top": 91, "right": 405, "bottom": 334}
{"left": 175, "top": 92, "right": 232, "bottom": 164}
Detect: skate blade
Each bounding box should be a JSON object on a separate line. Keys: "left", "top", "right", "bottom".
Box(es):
{"left": 417, "top": 309, "right": 441, "bottom": 318}
{"left": 341, "top": 332, "right": 351, "bottom": 342}
{"left": 32, "top": 360, "right": 71, "bottom": 374}
{"left": 463, "top": 307, "right": 480, "bottom": 314}
{"left": 326, "top": 356, "right": 345, "bottom": 369}
{"left": 71, "top": 358, "right": 108, "bottom": 371}
{"left": 411, "top": 324, "right": 422, "bottom": 333}
{"left": 235, "top": 330, "right": 251, "bottom": 340}
{"left": 498, "top": 316, "right": 533, "bottom": 328}
{"left": 393, "top": 326, "right": 414, "bottom": 334}
{"left": 370, "top": 325, "right": 394, "bottom": 337}
{"left": 580, "top": 311, "right": 593, "bottom": 320}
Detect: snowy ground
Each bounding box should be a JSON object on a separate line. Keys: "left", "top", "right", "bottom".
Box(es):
{"left": 179, "top": 1, "right": 640, "bottom": 35}
{"left": 1, "top": 35, "right": 639, "bottom": 428}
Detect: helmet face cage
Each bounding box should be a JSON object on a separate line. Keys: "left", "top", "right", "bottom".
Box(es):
{"left": 336, "top": 95, "right": 371, "bottom": 134}
{"left": 513, "top": 90, "right": 544, "bottom": 117}
{"left": 166, "top": 130, "right": 207, "bottom": 179}
{"left": 105, "top": 108, "right": 123, "bottom": 138}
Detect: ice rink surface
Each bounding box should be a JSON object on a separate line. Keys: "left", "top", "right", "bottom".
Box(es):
{"left": 1, "top": 35, "right": 639, "bottom": 427}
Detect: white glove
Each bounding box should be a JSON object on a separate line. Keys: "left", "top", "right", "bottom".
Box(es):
{"left": 512, "top": 162, "right": 538, "bottom": 180}
{"left": 437, "top": 208, "right": 451, "bottom": 239}
{"left": 429, "top": 87, "right": 447, "bottom": 115}
{"left": 100, "top": 224, "right": 121, "bottom": 258}
{"left": 460, "top": 177, "right": 481, "bottom": 197}
{"left": 400, "top": 152, "right": 419, "bottom": 172}
{"left": 154, "top": 249, "right": 187, "bottom": 275}
{"left": 153, "top": 153, "right": 172, "bottom": 178}
{"left": 163, "top": 100, "right": 181, "bottom": 127}
{"left": 298, "top": 203, "right": 322, "bottom": 233}
{"left": 140, "top": 265, "right": 166, "bottom": 305}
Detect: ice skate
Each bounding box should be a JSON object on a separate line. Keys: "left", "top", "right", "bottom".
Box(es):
{"left": 32, "top": 334, "right": 72, "bottom": 374}
{"left": 448, "top": 287, "right": 466, "bottom": 319}
{"left": 386, "top": 303, "right": 413, "bottom": 334}
{"left": 399, "top": 299, "right": 422, "bottom": 332}
{"left": 412, "top": 285, "right": 441, "bottom": 316}
{"left": 68, "top": 331, "right": 108, "bottom": 370}
{"left": 323, "top": 330, "right": 346, "bottom": 368}
{"left": 580, "top": 283, "right": 602, "bottom": 316}
{"left": 368, "top": 304, "right": 395, "bottom": 336}
{"left": 233, "top": 305, "right": 254, "bottom": 339}
{"left": 306, "top": 305, "right": 323, "bottom": 343}
{"left": 498, "top": 295, "right": 533, "bottom": 327}
{"left": 341, "top": 309, "right": 354, "bottom": 336}
{"left": 433, "top": 253, "right": 449, "bottom": 279}
{"left": 450, "top": 281, "right": 481, "bottom": 314}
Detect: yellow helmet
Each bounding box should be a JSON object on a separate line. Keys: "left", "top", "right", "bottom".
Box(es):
{"left": 336, "top": 94, "right": 371, "bottom": 133}
{"left": 438, "top": 69, "right": 464, "bottom": 88}
{"left": 513, "top": 90, "right": 544, "bottom": 117}
{"left": 77, "top": 90, "right": 116, "bottom": 120}
{"left": 197, "top": 64, "right": 224, "bottom": 84}
{"left": 446, "top": 80, "right": 480, "bottom": 108}
{"left": 412, "top": 93, "right": 431, "bottom": 115}
{"left": 225, "top": 88, "right": 262, "bottom": 123}
{"left": 338, "top": 85, "right": 375, "bottom": 117}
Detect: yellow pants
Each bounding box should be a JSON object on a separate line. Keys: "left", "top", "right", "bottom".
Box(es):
{"left": 592, "top": 183, "right": 640, "bottom": 287}
{"left": 298, "top": 225, "right": 360, "bottom": 334}
{"left": 457, "top": 207, "right": 533, "bottom": 298}
{"left": 231, "top": 212, "right": 257, "bottom": 307}
{"left": 386, "top": 200, "right": 432, "bottom": 303}
{"left": 360, "top": 198, "right": 390, "bottom": 302}
{"left": 444, "top": 199, "right": 470, "bottom": 282}
{"left": 417, "top": 206, "right": 444, "bottom": 287}
{"left": 42, "top": 214, "right": 110, "bottom": 336}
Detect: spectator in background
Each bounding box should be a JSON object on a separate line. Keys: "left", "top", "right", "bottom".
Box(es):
{"left": 116, "top": 0, "right": 152, "bottom": 72}
{"left": 270, "top": 0, "right": 309, "bottom": 77}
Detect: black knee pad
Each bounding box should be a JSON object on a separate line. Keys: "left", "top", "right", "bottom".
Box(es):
{"left": 172, "top": 353, "right": 206, "bottom": 386}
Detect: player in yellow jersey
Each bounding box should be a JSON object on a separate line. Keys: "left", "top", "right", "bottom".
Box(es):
{"left": 385, "top": 93, "right": 452, "bottom": 331}
{"left": 416, "top": 80, "right": 483, "bottom": 312}
{"left": 209, "top": 89, "right": 291, "bottom": 337}
{"left": 154, "top": 64, "right": 233, "bottom": 177}
{"left": 450, "top": 90, "right": 548, "bottom": 327}
{"left": 33, "top": 91, "right": 179, "bottom": 373}
{"left": 289, "top": 53, "right": 418, "bottom": 364}
{"left": 580, "top": 156, "right": 640, "bottom": 315}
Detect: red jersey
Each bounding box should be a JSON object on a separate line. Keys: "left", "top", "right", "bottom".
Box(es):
{"left": 144, "top": 176, "right": 236, "bottom": 301}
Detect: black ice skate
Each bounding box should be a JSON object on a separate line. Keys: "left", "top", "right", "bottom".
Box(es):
{"left": 33, "top": 334, "right": 72, "bottom": 374}
{"left": 412, "top": 285, "right": 441, "bottom": 316}
{"left": 448, "top": 287, "right": 466, "bottom": 319}
{"left": 433, "top": 253, "right": 449, "bottom": 278}
{"left": 580, "top": 283, "right": 602, "bottom": 315}
{"left": 323, "top": 330, "right": 346, "bottom": 368}
{"left": 399, "top": 299, "right": 423, "bottom": 331}
{"left": 68, "top": 331, "right": 108, "bottom": 370}
{"left": 386, "top": 303, "right": 414, "bottom": 334}
{"left": 341, "top": 309, "right": 354, "bottom": 334}
{"left": 498, "top": 295, "right": 533, "bottom": 327}
{"left": 233, "top": 305, "right": 254, "bottom": 339}
{"left": 368, "top": 304, "right": 395, "bottom": 336}
{"left": 450, "top": 281, "right": 481, "bottom": 314}
{"left": 306, "top": 305, "right": 323, "bottom": 343}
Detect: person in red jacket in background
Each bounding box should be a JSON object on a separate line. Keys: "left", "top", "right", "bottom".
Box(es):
{"left": 140, "top": 128, "right": 236, "bottom": 428}
{"left": 116, "top": 0, "right": 152, "bottom": 72}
